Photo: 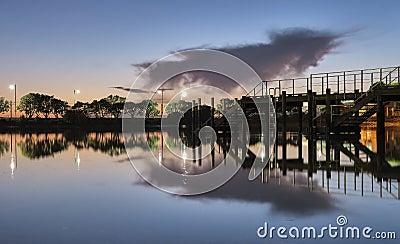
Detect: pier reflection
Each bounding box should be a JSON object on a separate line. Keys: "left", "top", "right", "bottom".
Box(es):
{"left": 129, "top": 127, "right": 400, "bottom": 201}
{"left": 264, "top": 128, "right": 400, "bottom": 200}
{"left": 1, "top": 127, "right": 400, "bottom": 200}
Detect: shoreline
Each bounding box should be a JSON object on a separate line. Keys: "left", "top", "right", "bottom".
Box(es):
{"left": 1, "top": 116, "right": 400, "bottom": 133}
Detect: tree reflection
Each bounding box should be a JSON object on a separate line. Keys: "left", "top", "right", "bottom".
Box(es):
{"left": 0, "top": 139, "right": 10, "bottom": 157}
{"left": 15, "top": 132, "right": 128, "bottom": 159}
{"left": 64, "top": 132, "right": 127, "bottom": 156}
{"left": 18, "top": 134, "right": 68, "bottom": 159}
{"left": 124, "top": 133, "right": 160, "bottom": 151}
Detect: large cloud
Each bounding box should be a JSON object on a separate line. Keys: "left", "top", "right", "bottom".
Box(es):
{"left": 130, "top": 28, "right": 343, "bottom": 100}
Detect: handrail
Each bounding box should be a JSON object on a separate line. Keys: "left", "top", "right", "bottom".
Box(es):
{"left": 246, "top": 65, "right": 400, "bottom": 98}
{"left": 354, "top": 67, "right": 399, "bottom": 104}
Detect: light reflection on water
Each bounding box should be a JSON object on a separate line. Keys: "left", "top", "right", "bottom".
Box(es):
{"left": 0, "top": 129, "right": 399, "bottom": 243}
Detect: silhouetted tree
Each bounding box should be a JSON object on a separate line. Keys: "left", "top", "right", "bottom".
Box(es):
{"left": 88, "top": 100, "right": 101, "bottom": 118}
{"left": 19, "top": 93, "right": 68, "bottom": 118}
{"left": 72, "top": 101, "right": 89, "bottom": 111}
{"left": 143, "top": 100, "right": 159, "bottom": 118}
{"left": 124, "top": 101, "right": 142, "bottom": 118}
{"left": 38, "top": 94, "right": 54, "bottom": 118}
{"left": 98, "top": 98, "right": 111, "bottom": 118}
{"left": 18, "top": 93, "right": 38, "bottom": 118}
{"left": 165, "top": 100, "right": 192, "bottom": 115}
{"left": 124, "top": 100, "right": 159, "bottom": 118}
{"left": 63, "top": 109, "right": 89, "bottom": 124}
{"left": 0, "top": 97, "right": 11, "bottom": 114}
{"left": 51, "top": 98, "right": 69, "bottom": 118}
{"left": 104, "top": 95, "right": 125, "bottom": 118}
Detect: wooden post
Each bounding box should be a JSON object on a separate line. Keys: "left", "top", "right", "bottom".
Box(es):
{"left": 361, "top": 168, "right": 364, "bottom": 196}
{"left": 198, "top": 141, "right": 202, "bottom": 166}
{"left": 326, "top": 73, "right": 329, "bottom": 91}
{"left": 307, "top": 90, "right": 314, "bottom": 177}
{"left": 398, "top": 180, "right": 400, "bottom": 199}
{"left": 371, "top": 73, "right": 374, "bottom": 86}
{"left": 282, "top": 91, "right": 287, "bottom": 175}
{"left": 376, "top": 95, "right": 385, "bottom": 171}
{"left": 197, "top": 98, "right": 201, "bottom": 129}
{"left": 337, "top": 75, "right": 340, "bottom": 94}
{"left": 261, "top": 82, "right": 264, "bottom": 97}
{"left": 307, "top": 90, "right": 313, "bottom": 135}
{"left": 334, "top": 144, "right": 340, "bottom": 166}
{"left": 192, "top": 100, "right": 196, "bottom": 131}
{"left": 325, "top": 88, "right": 331, "bottom": 163}
{"left": 278, "top": 80, "right": 281, "bottom": 94}
{"left": 344, "top": 166, "right": 347, "bottom": 194}
{"left": 211, "top": 145, "right": 215, "bottom": 168}
{"left": 292, "top": 79, "right": 295, "bottom": 95}
{"left": 298, "top": 105, "right": 303, "bottom": 161}
{"left": 211, "top": 97, "right": 215, "bottom": 127}
{"left": 354, "top": 74, "right": 357, "bottom": 92}
{"left": 312, "top": 92, "right": 317, "bottom": 131}
{"left": 361, "top": 70, "right": 364, "bottom": 92}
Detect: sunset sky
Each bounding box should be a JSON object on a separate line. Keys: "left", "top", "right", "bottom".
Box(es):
{"left": 1, "top": 0, "right": 400, "bottom": 105}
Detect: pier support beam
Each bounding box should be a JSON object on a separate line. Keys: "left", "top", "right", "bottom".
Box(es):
{"left": 192, "top": 100, "right": 196, "bottom": 130}
{"left": 307, "top": 90, "right": 315, "bottom": 177}
{"left": 298, "top": 104, "right": 303, "bottom": 161}
{"left": 376, "top": 95, "right": 385, "bottom": 170}
{"left": 282, "top": 91, "right": 287, "bottom": 175}
{"left": 307, "top": 90, "right": 313, "bottom": 135}
{"left": 197, "top": 98, "right": 202, "bottom": 129}
{"left": 211, "top": 97, "right": 215, "bottom": 127}
{"left": 325, "top": 88, "right": 331, "bottom": 163}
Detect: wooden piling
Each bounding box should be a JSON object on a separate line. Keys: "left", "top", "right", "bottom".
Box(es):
{"left": 325, "top": 88, "right": 331, "bottom": 163}
{"left": 211, "top": 97, "right": 215, "bottom": 127}
{"left": 282, "top": 91, "right": 287, "bottom": 175}
{"left": 197, "top": 98, "right": 201, "bottom": 129}
{"left": 376, "top": 95, "right": 385, "bottom": 170}
{"left": 192, "top": 100, "right": 196, "bottom": 130}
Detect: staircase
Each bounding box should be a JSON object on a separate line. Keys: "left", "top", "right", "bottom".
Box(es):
{"left": 333, "top": 67, "right": 400, "bottom": 128}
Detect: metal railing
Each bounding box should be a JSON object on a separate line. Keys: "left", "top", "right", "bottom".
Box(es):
{"left": 247, "top": 66, "right": 400, "bottom": 97}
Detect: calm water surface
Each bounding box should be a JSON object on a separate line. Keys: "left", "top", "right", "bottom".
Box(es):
{"left": 0, "top": 129, "right": 399, "bottom": 243}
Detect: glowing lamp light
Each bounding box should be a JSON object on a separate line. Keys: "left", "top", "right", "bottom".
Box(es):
{"left": 9, "top": 84, "right": 15, "bottom": 90}
{"left": 10, "top": 154, "right": 15, "bottom": 175}
{"left": 158, "top": 150, "right": 162, "bottom": 165}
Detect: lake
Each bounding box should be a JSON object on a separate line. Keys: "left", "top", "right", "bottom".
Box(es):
{"left": 0, "top": 128, "right": 399, "bottom": 243}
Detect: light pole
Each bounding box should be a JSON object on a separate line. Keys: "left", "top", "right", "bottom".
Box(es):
{"left": 156, "top": 88, "right": 174, "bottom": 117}
{"left": 9, "top": 84, "right": 16, "bottom": 118}
{"left": 73, "top": 89, "right": 80, "bottom": 106}
{"left": 180, "top": 91, "right": 187, "bottom": 100}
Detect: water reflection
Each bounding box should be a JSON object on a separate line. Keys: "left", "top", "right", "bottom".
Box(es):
{"left": 2, "top": 127, "right": 400, "bottom": 203}
{"left": 18, "top": 134, "right": 68, "bottom": 159}
{"left": 0, "top": 139, "right": 9, "bottom": 157}
{"left": 125, "top": 127, "right": 400, "bottom": 203}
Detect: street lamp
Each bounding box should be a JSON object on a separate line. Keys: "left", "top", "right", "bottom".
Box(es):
{"left": 9, "top": 84, "right": 16, "bottom": 118}
{"left": 156, "top": 88, "right": 174, "bottom": 117}
{"left": 181, "top": 91, "right": 187, "bottom": 100}
{"left": 73, "top": 89, "right": 80, "bottom": 105}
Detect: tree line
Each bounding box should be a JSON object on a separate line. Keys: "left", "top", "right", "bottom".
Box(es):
{"left": 0, "top": 93, "right": 161, "bottom": 119}
{"left": 0, "top": 92, "right": 237, "bottom": 119}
